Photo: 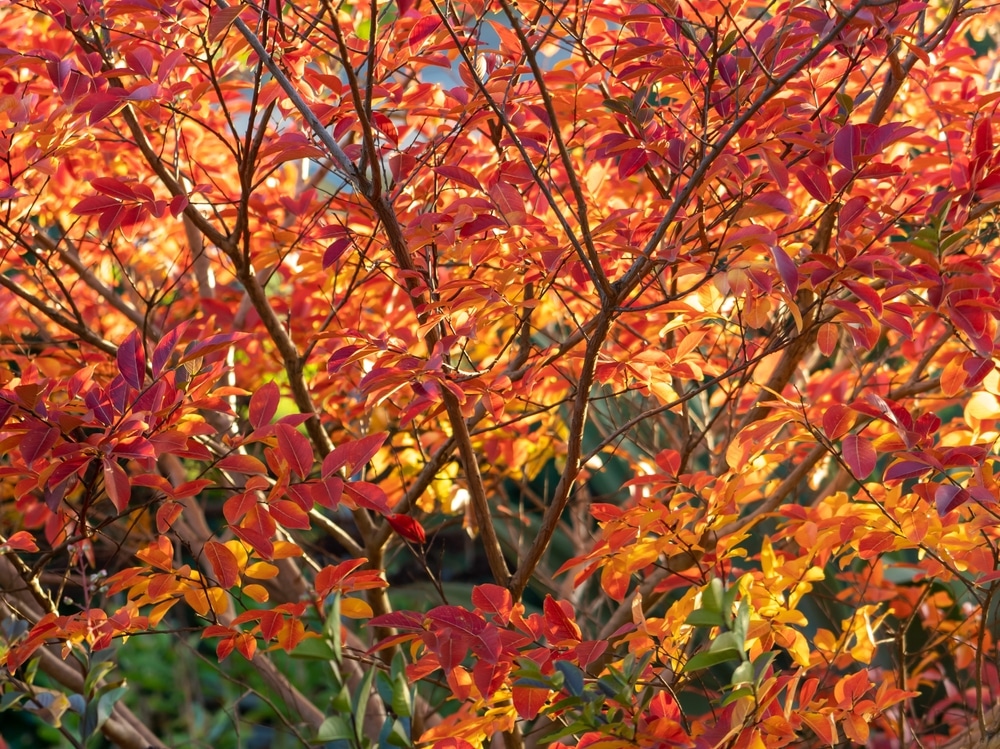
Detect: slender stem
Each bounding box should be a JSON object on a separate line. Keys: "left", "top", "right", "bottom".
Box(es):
{"left": 509, "top": 314, "right": 611, "bottom": 599}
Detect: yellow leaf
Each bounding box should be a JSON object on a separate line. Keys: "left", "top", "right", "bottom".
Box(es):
{"left": 272, "top": 541, "right": 303, "bottom": 559}
{"left": 245, "top": 562, "right": 279, "bottom": 579}
{"left": 149, "top": 597, "right": 180, "bottom": 626}
{"left": 243, "top": 584, "right": 270, "bottom": 603}
{"left": 965, "top": 391, "right": 1000, "bottom": 431}
{"left": 207, "top": 587, "right": 228, "bottom": 615}
{"left": 184, "top": 587, "right": 210, "bottom": 616}
{"left": 340, "top": 597, "right": 374, "bottom": 619}
{"left": 777, "top": 627, "right": 811, "bottom": 667}
{"left": 761, "top": 537, "right": 777, "bottom": 579}
{"left": 224, "top": 539, "right": 250, "bottom": 570}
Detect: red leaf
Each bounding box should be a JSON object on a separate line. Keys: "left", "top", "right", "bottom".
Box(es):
{"left": 842, "top": 279, "right": 883, "bottom": 316}
{"left": 618, "top": 148, "right": 649, "bottom": 179}
{"left": 572, "top": 639, "right": 608, "bottom": 667}
{"left": 842, "top": 434, "right": 876, "bottom": 479}
{"left": 459, "top": 214, "right": 507, "bottom": 237}
{"left": 208, "top": 4, "right": 244, "bottom": 41}
{"left": 322, "top": 238, "right": 352, "bottom": 269}
{"left": 437, "top": 634, "right": 470, "bottom": 671}
{"left": 235, "top": 632, "right": 257, "bottom": 660}
{"left": 473, "top": 659, "right": 511, "bottom": 699}
{"left": 976, "top": 118, "right": 993, "bottom": 159}
{"left": 103, "top": 458, "right": 131, "bottom": 512}
{"left": 769, "top": 245, "right": 799, "bottom": 295}
{"left": 343, "top": 481, "right": 391, "bottom": 514}
{"left": 884, "top": 460, "right": 932, "bottom": 481}
{"left": 71, "top": 195, "right": 121, "bottom": 216}
{"left": 839, "top": 195, "right": 867, "bottom": 231}
{"left": 204, "top": 540, "right": 240, "bottom": 588}
{"left": 234, "top": 505, "right": 275, "bottom": 559}
{"left": 817, "top": 322, "right": 838, "bottom": 356}
{"left": 224, "top": 492, "right": 257, "bottom": 525}
{"left": 834, "top": 124, "right": 860, "bottom": 171}
{"left": 169, "top": 194, "right": 189, "bottom": 217}
{"left": 472, "top": 584, "right": 513, "bottom": 625}
{"left": 795, "top": 167, "right": 832, "bottom": 202}
{"left": 489, "top": 180, "right": 527, "bottom": 225}
{"left": 215, "top": 637, "right": 236, "bottom": 661}
{"left": 386, "top": 513, "right": 426, "bottom": 544}
{"left": 269, "top": 498, "right": 311, "bottom": 529}
{"left": 117, "top": 330, "right": 146, "bottom": 389}
{"left": 408, "top": 15, "right": 442, "bottom": 50}
{"left": 822, "top": 404, "right": 855, "bottom": 440}
{"left": 512, "top": 684, "right": 549, "bottom": 720}
{"left": 434, "top": 165, "right": 482, "bottom": 191}
{"left": 431, "top": 740, "right": 477, "bottom": 749}
{"left": 311, "top": 476, "right": 343, "bottom": 509}
{"left": 315, "top": 558, "right": 368, "bottom": 598}
{"left": 125, "top": 48, "right": 154, "bottom": 78}
{"left": 3, "top": 530, "right": 39, "bottom": 552}
{"left": 152, "top": 321, "right": 190, "bottom": 377}
{"left": 323, "top": 432, "right": 388, "bottom": 477}
{"left": 92, "top": 177, "right": 138, "bottom": 200}
{"left": 275, "top": 423, "right": 314, "bottom": 479}
{"left": 21, "top": 425, "right": 59, "bottom": 465}
{"left": 98, "top": 203, "right": 127, "bottom": 234}
{"left": 156, "top": 501, "right": 183, "bottom": 533}
{"left": 935, "top": 484, "right": 969, "bottom": 515}
{"left": 178, "top": 333, "right": 250, "bottom": 364}
{"left": 427, "top": 606, "right": 487, "bottom": 636}
{"left": 965, "top": 357, "right": 995, "bottom": 388}
{"left": 542, "top": 596, "right": 581, "bottom": 644}
{"left": 217, "top": 453, "right": 269, "bottom": 475}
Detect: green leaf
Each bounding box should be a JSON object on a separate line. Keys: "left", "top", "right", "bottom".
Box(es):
{"left": 538, "top": 718, "right": 592, "bottom": 744}
{"left": 385, "top": 718, "right": 411, "bottom": 747}
{"left": 722, "top": 582, "right": 740, "bottom": 622}
{"left": 709, "top": 631, "right": 743, "bottom": 654}
{"left": 685, "top": 609, "right": 726, "bottom": 628}
{"left": 92, "top": 685, "right": 127, "bottom": 737}
{"left": 752, "top": 651, "right": 777, "bottom": 681}
{"left": 514, "top": 676, "right": 554, "bottom": 690}
{"left": 836, "top": 92, "right": 854, "bottom": 116}
{"left": 555, "top": 661, "right": 585, "bottom": 697}
{"left": 67, "top": 694, "right": 85, "bottom": 714}
{"left": 0, "top": 692, "right": 25, "bottom": 711}
{"left": 597, "top": 677, "right": 618, "bottom": 698}
{"left": 720, "top": 686, "right": 755, "bottom": 707}
{"left": 391, "top": 671, "right": 412, "bottom": 718}
{"left": 331, "top": 683, "right": 352, "bottom": 714}
{"left": 376, "top": 672, "right": 394, "bottom": 715}
{"left": 703, "top": 578, "right": 725, "bottom": 613}
{"left": 324, "top": 593, "right": 342, "bottom": 665}
{"left": 352, "top": 664, "right": 378, "bottom": 741}
{"left": 733, "top": 599, "right": 750, "bottom": 645}
{"left": 291, "top": 637, "right": 338, "bottom": 660}
{"left": 731, "top": 660, "right": 754, "bottom": 686}
{"left": 390, "top": 650, "right": 407, "bottom": 682}
{"left": 683, "top": 648, "right": 741, "bottom": 673}
{"left": 317, "top": 715, "right": 354, "bottom": 741}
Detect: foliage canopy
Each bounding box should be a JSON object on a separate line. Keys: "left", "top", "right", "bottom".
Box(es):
{"left": 2, "top": 0, "right": 1000, "bottom": 746}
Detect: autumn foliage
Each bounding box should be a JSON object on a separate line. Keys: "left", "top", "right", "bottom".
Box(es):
{"left": 2, "top": 0, "right": 1000, "bottom": 745}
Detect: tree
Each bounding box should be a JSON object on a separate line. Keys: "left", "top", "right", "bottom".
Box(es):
{"left": 1, "top": 0, "right": 999, "bottom": 745}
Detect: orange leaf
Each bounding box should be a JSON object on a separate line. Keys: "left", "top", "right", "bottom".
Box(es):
{"left": 3, "top": 531, "right": 38, "bottom": 552}
{"left": 243, "top": 584, "right": 270, "bottom": 603}
{"left": 204, "top": 540, "right": 241, "bottom": 588}
{"left": 512, "top": 684, "right": 549, "bottom": 720}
